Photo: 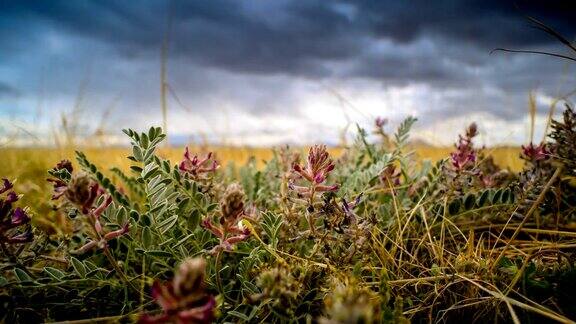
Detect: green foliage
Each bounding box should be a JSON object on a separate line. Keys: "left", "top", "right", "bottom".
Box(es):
{"left": 2, "top": 117, "right": 576, "bottom": 324}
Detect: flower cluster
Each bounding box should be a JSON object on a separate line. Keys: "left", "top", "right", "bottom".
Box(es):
{"left": 256, "top": 266, "right": 301, "bottom": 306}
{"left": 320, "top": 277, "right": 384, "bottom": 324}
{"left": 179, "top": 148, "right": 219, "bottom": 179}
{"left": 521, "top": 142, "right": 550, "bottom": 163}
{"left": 450, "top": 123, "right": 478, "bottom": 171}
{"left": 375, "top": 116, "right": 387, "bottom": 129}
{"left": 290, "top": 145, "right": 339, "bottom": 200}
{"left": 48, "top": 161, "right": 129, "bottom": 254}
{"left": 48, "top": 160, "right": 103, "bottom": 214}
{"left": 341, "top": 194, "right": 363, "bottom": 225}
{"left": 202, "top": 183, "right": 250, "bottom": 254}
{"left": 373, "top": 117, "right": 391, "bottom": 146}
{"left": 140, "top": 257, "right": 216, "bottom": 324}
{"left": 73, "top": 195, "right": 130, "bottom": 254}
{"left": 0, "top": 179, "right": 33, "bottom": 245}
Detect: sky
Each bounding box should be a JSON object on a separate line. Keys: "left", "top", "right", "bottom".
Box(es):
{"left": 1, "top": 0, "right": 575, "bottom": 147}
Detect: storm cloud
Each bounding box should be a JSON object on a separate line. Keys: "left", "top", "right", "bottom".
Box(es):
{"left": 1, "top": 0, "right": 575, "bottom": 146}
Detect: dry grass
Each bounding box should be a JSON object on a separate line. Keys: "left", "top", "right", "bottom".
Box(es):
{"left": 1, "top": 145, "right": 522, "bottom": 183}
{"left": 0, "top": 145, "right": 522, "bottom": 230}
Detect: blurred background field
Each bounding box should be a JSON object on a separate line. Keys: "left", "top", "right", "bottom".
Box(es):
{"left": 1, "top": 145, "right": 522, "bottom": 231}
{"left": 1, "top": 145, "right": 523, "bottom": 185}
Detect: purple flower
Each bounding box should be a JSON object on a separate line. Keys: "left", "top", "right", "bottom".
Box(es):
{"left": 73, "top": 195, "right": 129, "bottom": 254}
{"left": 375, "top": 117, "right": 388, "bottom": 128}
{"left": 0, "top": 184, "right": 33, "bottom": 245}
{"left": 5, "top": 231, "right": 33, "bottom": 244}
{"left": 290, "top": 145, "right": 339, "bottom": 199}
{"left": 342, "top": 193, "right": 363, "bottom": 224}
{"left": 48, "top": 170, "right": 103, "bottom": 215}
{"left": 521, "top": 142, "right": 549, "bottom": 162}
{"left": 179, "top": 148, "right": 219, "bottom": 179}
{"left": 140, "top": 258, "right": 216, "bottom": 324}
{"left": 201, "top": 184, "right": 250, "bottom": 254}
{"left": 450, "top": 123, "right": 478, "bottom": 171}
{"left": 55, "top": 159, "right": 74, "bottom": 173}
{"left": 0, "top": 178, "right": 13, "bottom": 195}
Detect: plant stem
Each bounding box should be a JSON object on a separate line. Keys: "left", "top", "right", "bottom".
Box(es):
{"left": 491, "top": 166, "right": 563, "bottom": 270}
{"left": 103, "top": 246, "right": 138, "bottom": 293}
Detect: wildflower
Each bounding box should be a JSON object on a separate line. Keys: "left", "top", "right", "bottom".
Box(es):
{"left": 0, "top": 179, "right": 33, "bottom": 245}
{"left": 201, "top": 183, "right": 250, "bottom": 253}
{"left": 373, "top": 117, "right": 391, "bottom": 146}
{"left": 140, "top": 257, "right": 216, "bottom": 324}
{"left": 179, "top": 147, "right": 219, "bottom": 179}
{"left": 47, "top": 161, "right": 129, "bottom": 254}
{"left": 0, "top": 178, "right": 14, "bottom": 195}
{"left": 521, "top": 142, "right": 549, "bottom": 162}
{"left": 341, "top": 193, "right": 363, "bottom": 225}
{"left": 450, "top": 123, "right": 478, "bottom": 171}
{"left": 375, "top": 116, "right": 388, "bottom": 129}
{"left": 55, "top": 159, "right": 74, "bottom": 173}
{"left": 256, "top": 266, "right": 301, "bottom": 306}
{"left": 48, "top": 167, "right": 102, "bottom": 214}
{"left": 320, "top": 277, "right": 383, "bottom": 324}
{"left": 290, "top": 145, "right": 339, "bottom": 199}
{"left": 73, "top": 195, "right": 130, "bottom": 254}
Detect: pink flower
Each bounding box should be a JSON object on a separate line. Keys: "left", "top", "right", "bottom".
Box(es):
{"left": 179, "top": 148, "right": 219, "bottom": 179}
{"left": 450, "top": 123, "right": 478, "bottom": 171}
{"left": 0, "top": 178, "right": 13, "bottom": 195}
{"left": 140, "top": 258, "right": 216, "bottom": 324}
{"left": 0, "top": 181, "right": 33, "bottom": 245}
{"left": 521, "top": 142, "right": 549, "bottom": 162}
{"left": 375, "top": 117, "right": 388, "bottom": 128}
{"left": 290, "top": 145, "right": 339, "bottom": 199}
{"left": 201, "top": 184, "right": 250, "bottom": 254}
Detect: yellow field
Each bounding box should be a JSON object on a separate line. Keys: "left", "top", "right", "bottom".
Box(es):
{"left": 1, "top": 145, "right": 523, "bottom": 195}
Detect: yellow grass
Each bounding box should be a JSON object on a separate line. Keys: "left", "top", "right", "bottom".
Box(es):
{"left": 0, "top": 145, "right": 522, "bottom": 232}
{"left": 1, "top": 146, "right": 523, "bottom": 183}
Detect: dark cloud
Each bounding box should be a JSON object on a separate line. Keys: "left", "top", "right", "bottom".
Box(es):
{"left": 3, "top": 0, "right": 573, "bottom": 78}
{"left": 352, "top": 0, "right": 576, "bottom": 47}
{"left": 1, "top": 0, "right": 575, "bottom": 144}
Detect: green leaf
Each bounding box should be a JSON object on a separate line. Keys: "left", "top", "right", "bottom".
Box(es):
{"left": 130, "top": 209, "right": 140, "bottom": 222}
{"left": 205, "top": 203, "right": 218, "bottom": 213}
{"left": 448, "top": 199, "right": 461, "bottom": 216}
{"left": 189, "top": 209, "right": 201, "bottom": 231}
{"left": 44, "top": 267, "right": 66, "bottom": 281}
{"left": 148, "top": 127, "right": 156, "bottom": 141}
{"left": 142, "top": 226, "right": 153, "bottom": 249}
{"left": 140, "top": 214, "right": 152, "bottom": 227}
{"left": 14, "top": 268, "right": 32, "bottom": 282}
{"left": 158, "top": 215, "right": 179, "bottom": 234}
{"left": 492, "top": 189, "right": 503, "bottom": 204}
{"left": 477, "top": 190, "right": 490, "bottom": 207}
{"left": 173, "top": 233, "right": 195, "bottom": 248}
{"left": 463, "top": 193, "right": 476, "bottom": 210}
{"left": 228, "top": 311, "right": 250, "bottom": 321}
{"left": 141, "top": 133, "right": 149, "bottom": 149}
{"left": 132, "top": 146, "right": 143, "bottom": 162}
{"left": 116, "top": 207, "right": 127, "bottom": 225}
{"left": 70, "top": 257, "right": 87, "bottom": 278}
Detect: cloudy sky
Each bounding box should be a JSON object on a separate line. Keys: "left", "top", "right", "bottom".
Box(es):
{"left": 1, "top": 0, "right": 575, "bottom": 146}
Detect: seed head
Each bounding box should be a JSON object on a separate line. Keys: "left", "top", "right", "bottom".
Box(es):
{"left": 173, "top": 257, "right": 206, "bottom": 297}
{"left": 65, "top": 173, "right": 100, "bottom": 214}
{"left": 221, "top": 183, "right": 245, "bottom": 221}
